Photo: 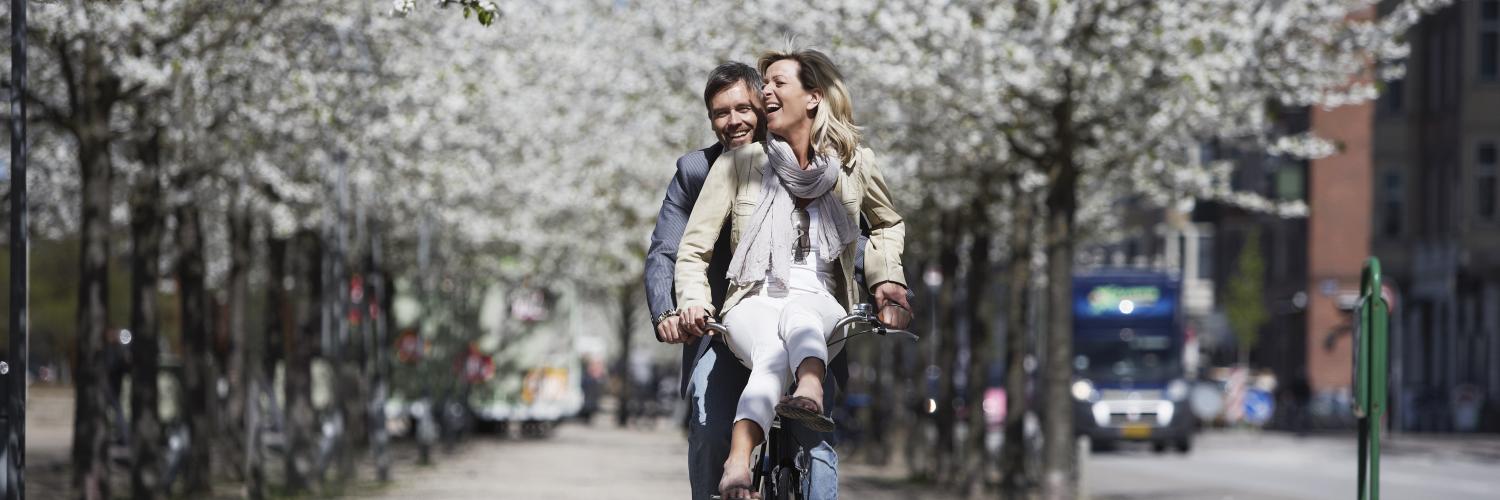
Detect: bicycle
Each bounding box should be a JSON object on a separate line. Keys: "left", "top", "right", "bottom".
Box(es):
{"left": 708, "top": 302, "right": 918, "bottom": 500}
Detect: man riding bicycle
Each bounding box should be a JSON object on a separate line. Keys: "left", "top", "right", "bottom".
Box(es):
{"left": 646, "top": 61, "right": 894, "bottom": 500}
{"left": 656, "top": 50, "right": 912, "bottom": 499}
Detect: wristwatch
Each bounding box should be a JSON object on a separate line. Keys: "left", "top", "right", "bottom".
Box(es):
{"left": 652, "top": 309, "right": 679, "bottom": 327}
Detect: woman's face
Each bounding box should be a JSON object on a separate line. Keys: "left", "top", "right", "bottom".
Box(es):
{"left": 762, "top": 59, "right": 821, "bottom": 138}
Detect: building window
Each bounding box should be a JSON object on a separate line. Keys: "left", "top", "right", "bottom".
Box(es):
{"left": 1427, "top": 26, "right": 1443, "bottom": 110}
{"left": 1177, "top": 233, "right": 1188, "bottom": 273}
{"left": 1381, "top": 78, "right": 1404, "bottom": 114}
{"left": 1383, "top": 171, "right": 1404, "bottom": 237}
{"left": 1482, "top": 0, "right": 1499, "bottom": 81}
{"left": 1196, "top": 233, "right": 1214, "bottom": 281}
{"left": 1448, "top": 21, "right": 1461, "bottom": 106}
{"left": 1481, "top": 143, "right": 1499, "bottom": 220}
{"left": 1275, "top": 165, "right": 1305, "bottom": 201}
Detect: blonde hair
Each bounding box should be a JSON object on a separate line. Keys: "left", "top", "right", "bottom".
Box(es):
{"left": 758, "top": 48, "right": 862, "bottom": 163}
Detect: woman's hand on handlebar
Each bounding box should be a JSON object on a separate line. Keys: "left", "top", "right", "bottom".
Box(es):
{"left": 678, "top": 306, "right": 712, "bottom": 339}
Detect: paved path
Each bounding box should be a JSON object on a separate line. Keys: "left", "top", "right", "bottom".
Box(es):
{"left": 27, "top": 385, "right": 1497, "bottom": 499}
{"left": 362, "top": 422, "right": 960, "bottom": 500}
{"left": 341, "top": 424, "right": 1500, "bottom": 500}
{"left": 368, "top": 423, "right": 687, "bottom": 500}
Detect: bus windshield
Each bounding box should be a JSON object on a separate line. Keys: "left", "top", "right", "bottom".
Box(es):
{"left": 1073, "top": 328, "right": 1180, "bottom": 383}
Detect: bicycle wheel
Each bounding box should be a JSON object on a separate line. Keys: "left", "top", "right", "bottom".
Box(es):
{"left": 772, "top": 466, "right": 802, "bottom": 500}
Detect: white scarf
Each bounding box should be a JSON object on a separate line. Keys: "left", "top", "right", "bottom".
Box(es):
{"left": 726, "top": 136, "right": 858, "bottom": 287}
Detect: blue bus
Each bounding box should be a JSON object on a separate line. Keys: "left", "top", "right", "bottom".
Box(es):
{"left": 1071, "top": 270, "right": 1194, "bottom": 452}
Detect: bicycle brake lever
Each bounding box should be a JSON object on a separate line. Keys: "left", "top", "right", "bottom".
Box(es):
{"left": 884, "top": 328, "right": 920, "bottom": 342}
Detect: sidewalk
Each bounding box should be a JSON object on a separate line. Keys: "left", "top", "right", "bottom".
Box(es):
{"left": 24, "top": 386, "right": 956, "bottom": 499}
{"left": 23, "top": 385, "right": 76, "bottom": 500}
{"left": 1384, "top": 431, "right": 1500, "bottom": 462}
{"left": 1252, "top": 427, "right": 1500, "bottom": 462}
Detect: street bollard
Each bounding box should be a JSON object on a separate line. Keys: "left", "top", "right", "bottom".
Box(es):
{"left": 1354, "top": 257, "right": 1388, "bottom": 500}
{"left": 1077, "top": 435, "right": 1090, "bottom": 500}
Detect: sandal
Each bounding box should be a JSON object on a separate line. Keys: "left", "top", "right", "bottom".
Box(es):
{"left": 775, "top": 395, "right": 836, "bottom": 433}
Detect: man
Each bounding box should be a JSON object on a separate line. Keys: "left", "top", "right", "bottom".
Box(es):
{"left": 644, "top": 62, "right": 844, "bottom": 499}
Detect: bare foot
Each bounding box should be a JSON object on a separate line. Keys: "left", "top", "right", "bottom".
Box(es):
{"left": 719, "top": 458, "right": 758, "bottom": 499}
{"left": 783, "top": 382, "right": 824, "bottom": 414}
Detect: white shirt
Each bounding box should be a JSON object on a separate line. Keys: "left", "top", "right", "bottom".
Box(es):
{"left": 764, "top": 203, "right": 838, "bottom": 297}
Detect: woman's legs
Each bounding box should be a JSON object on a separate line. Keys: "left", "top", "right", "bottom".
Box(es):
{"left": 720, "top": 419, "right": 763, "bottom": 499}
{"left": 717, "top": 292, "right": 844, "bottom": 496}
{"left": 779, "top": 293, "right": 846, "bottom": 411}
{"left": 720, "top": 296, "right": 789, "bottom": 497}
{"left": 722, "top": 296, "right": 790, "bottom": 441}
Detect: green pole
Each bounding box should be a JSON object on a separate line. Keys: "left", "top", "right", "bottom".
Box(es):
{"left": 1356, "top": 258, "right": 1388, "bottom": 500}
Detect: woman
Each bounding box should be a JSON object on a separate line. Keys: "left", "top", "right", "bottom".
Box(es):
{"left": 675, "top": 48, "right": 911, "bottom": 499}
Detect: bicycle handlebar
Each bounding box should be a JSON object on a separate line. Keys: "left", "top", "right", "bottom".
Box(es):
{"left": 701, "top": 322, "right": 730, "bottom": 337}
{"left": 700, "top": 303, "right": 918, "bottom": 345}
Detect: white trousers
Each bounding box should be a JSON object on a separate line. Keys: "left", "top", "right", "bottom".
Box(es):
{"left": 720, "top": 290, "right": 847, "bottom": 439}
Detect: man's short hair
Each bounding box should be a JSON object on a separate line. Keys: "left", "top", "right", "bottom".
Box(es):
{"left": 703, "top": 62, "right": 762, "bottom": 113}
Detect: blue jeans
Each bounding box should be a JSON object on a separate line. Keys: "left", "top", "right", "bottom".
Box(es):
{"left": 687, "top": 339, "right": 839, "bottom": 500}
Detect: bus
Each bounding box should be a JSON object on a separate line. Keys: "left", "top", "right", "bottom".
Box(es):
{"left": 1071, "top": 269, "right": 1195, "bottom": 452}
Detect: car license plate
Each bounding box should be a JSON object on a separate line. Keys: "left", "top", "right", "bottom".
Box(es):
{"left": 1121, "top": 424, "right": 1152, "bottom": 439}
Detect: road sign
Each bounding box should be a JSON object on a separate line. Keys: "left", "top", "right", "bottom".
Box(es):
{"left": 1243, "top": 389, "right": 1274, "bottom": 426}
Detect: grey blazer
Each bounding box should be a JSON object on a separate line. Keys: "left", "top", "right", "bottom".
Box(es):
{"left": 644, "top": 144, "right": 731, "bottom": 397}
{"left": 644, "top": 144, "right": 862, "bottom": 397}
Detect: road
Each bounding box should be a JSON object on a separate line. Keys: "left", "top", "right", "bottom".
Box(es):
{"left": 21, "top": 386, "right": 1498, "bottom": 499}
{"left": 366, "top": 425, "right": 1500, "bottom": 500}
{"left": 1086, "top": 431, "right": 1500, "bottom": 499}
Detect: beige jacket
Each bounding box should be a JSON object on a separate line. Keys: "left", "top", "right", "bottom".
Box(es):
{"left": 674, "top": 144, "right": 907, "bottom": 316}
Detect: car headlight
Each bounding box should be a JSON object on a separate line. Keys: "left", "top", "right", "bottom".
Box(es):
{"left": 1071, "top": 379, "right": 1098, "bottom": 402}
{"left": 1167, "top": 379, "right": 1190, "bottom": 401}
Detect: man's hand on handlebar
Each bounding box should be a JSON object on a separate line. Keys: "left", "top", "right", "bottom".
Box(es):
{"left": 873, "top": 282, "right": 913, "bottom": 330}
{"left": 678, "top": 305, "right": 713, "bottom": 339}
{"left": 655, "top": 315, "right": 686, "bottom": 344}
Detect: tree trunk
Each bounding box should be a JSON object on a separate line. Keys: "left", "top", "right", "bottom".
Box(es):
{"left": 963, "top": 205, "right": 994, "bottom": 499}
{"left": 368, "top": 232, "right": 393, "bottom": 482}
{"left": 340, "top": 271, "right": 368, "bottom": 456}
{"left": 69, "top": 39, "right": 121, "bottom": 500}
{"left": 226, "top": 204, "right": 264, "bottom": 499}
{"left": 265, "top": 233, "right": 289, "bottom": 489}
{"left": 1000, "top": 181, "right": 1036, "bottom": 496}
{"left": 933, "top": 213, "right": 961, "bottom": 486}
{"left": 327, "top": 228, "right": 355, "bottom": 482}
{"left": 128, "top": 130, "right": 164, "bottom": 500}
{"left": 615, "top": 284, "right": 637, "bottom": 428}
{"left": 71, "top": 150, "right": 112, "bottom": 500}
{"left": 283, "top": 231, "right": 321, "bottom": 493}
{"left": 216, "top": 207, "right": 247, "bottom": 480}
{"left": 265, "top": 233, "right": 288, "bottom": 433}
{"left": 177, "top": 203, "right": 216, "bottom": 495}
{"left": 1041, "top": 147, "right": 1080, "bottom": 500}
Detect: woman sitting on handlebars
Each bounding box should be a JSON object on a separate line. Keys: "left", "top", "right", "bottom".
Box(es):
{"left": 674, "top": 48, "right": 912, "bottom": 500}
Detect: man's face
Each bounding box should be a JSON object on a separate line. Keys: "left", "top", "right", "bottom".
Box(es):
{"left": 709, "top": 81, "right": 761, "bottom": 149}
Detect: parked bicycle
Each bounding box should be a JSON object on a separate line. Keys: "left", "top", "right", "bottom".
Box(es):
{"left": 709, "top": 303, "right": 918, "bottom": 500}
